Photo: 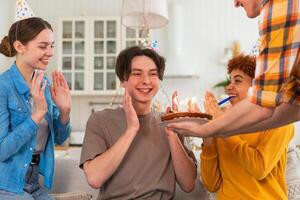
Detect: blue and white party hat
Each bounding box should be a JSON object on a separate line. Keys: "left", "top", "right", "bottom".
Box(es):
{"left": 15, "top": 0, "right": 35, "bottom": 21}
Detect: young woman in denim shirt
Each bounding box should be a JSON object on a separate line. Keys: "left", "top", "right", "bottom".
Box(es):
{"left": 0, "top": 17, "right": 71, "bottom": 200}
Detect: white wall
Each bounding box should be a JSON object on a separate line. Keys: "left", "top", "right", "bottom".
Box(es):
{"left": 162, "top": 0, "right": 259, "bottom": 101}
{"left": 0, "top": 0, "right": 14, "bottom": 72}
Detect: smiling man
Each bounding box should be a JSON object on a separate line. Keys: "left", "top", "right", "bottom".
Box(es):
{"left": 79, "top": 46, "right": 197, "bottom": 200}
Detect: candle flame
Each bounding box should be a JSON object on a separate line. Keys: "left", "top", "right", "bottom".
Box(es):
{"left": 187, "top": 97, "right": 200, "bottom": 113}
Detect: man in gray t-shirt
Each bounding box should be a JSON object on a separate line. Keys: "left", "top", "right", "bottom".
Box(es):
{"left": 80, "top": 46, "right": 197, "bottom": 200}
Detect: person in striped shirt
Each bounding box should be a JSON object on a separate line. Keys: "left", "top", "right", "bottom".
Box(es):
{"left": 168, "top": 0, "right": 300, "bottom": 138}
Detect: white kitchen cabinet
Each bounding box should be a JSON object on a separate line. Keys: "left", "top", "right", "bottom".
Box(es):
{"left": 58, "top": 17, "right": 139, "bottom": 95}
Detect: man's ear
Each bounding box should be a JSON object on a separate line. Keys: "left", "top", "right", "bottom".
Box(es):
{"left": 121, "top": 81, "right": 127, "bottom": 88}
{"left": 13, "top": 40, "right": 25, "bottom": 54}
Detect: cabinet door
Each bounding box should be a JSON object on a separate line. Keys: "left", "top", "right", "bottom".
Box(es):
{"left": 59, "top": 17, "right": 121, "bottom": 95}
{"left": 92, "top": 18, "right": 119, "bottom": 92}
{"left": 123, "top": 27, "right": 139, "bottom": 49}
{"left": 61, "top": 20, "right": 87, "bottom": 92}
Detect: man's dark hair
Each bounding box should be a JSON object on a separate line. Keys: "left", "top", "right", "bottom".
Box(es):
{"left": 115, "top": 46, "right": 165, "bottom": 81}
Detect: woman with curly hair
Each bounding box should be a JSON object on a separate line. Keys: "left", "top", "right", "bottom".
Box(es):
{"left": 200, "top": 54, "right": 294, "bottom": 199}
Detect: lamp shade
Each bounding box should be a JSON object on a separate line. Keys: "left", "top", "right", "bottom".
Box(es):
{"left": 122, "top": 0, "right": 169, "bottom": 29}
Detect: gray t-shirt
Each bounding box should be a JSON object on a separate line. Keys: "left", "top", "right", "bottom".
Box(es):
{"left": 80, "top": 107, "right": 195, "bottom": 200}
{"left": 30, "top": 97, "right": 49, "bottom": 153}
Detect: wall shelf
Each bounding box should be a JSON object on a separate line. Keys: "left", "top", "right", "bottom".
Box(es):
{"left": 164, "top": 74, "right": 200, "bottom": 79}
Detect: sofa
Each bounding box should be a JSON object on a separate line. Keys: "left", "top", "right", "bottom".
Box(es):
{"left": 50, "top": 156, "right": 209, "bottom": 200}
{"left": 50, "top": 145, "right": 300, "bottom": 200}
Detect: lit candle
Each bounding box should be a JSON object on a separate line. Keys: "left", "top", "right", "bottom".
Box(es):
{"left": 171, "top": 91, "right": 180, "bottom": 112}
{"left": 187, "top": 97, "right": 199, "bottom": 113}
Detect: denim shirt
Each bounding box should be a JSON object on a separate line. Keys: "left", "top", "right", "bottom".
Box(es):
{"left": 0, "top": 63, "right": 71, "bottom": 194}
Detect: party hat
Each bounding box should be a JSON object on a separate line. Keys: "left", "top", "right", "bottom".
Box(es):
{"left": 147, "top": 40, "right": 158, "bottom": 51}
{"left": 15, "top": 0, "right": 35, "bottom": 21}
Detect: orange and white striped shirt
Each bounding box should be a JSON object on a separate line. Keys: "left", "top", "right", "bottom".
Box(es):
{"left": 250, "top": 0, "right": 300, "bottom": 107}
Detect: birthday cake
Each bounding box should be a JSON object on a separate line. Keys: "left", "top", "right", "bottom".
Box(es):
{"left": 161, "top": 112, "right": 212, "bottom": 121}
{"left": 161, "top": 91, "right": 212, "bottom": 122}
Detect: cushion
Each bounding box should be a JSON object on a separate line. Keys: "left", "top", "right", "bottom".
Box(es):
{"left": 51, "top": 191, "right": 92, "bottom": 200}
{"left": 286, "top": 145, "right": 300, "bottom": 199}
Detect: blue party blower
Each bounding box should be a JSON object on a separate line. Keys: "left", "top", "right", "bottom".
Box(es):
{"left": 218, "top": 96, "right": 236, "bottom": 106}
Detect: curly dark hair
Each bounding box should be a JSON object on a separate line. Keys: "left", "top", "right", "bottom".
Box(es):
{"left": 227, "top": 54, "right": 256, "bottom": 79}
{"left": 115, "top": 46, "right": 165, "bottom": 81}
